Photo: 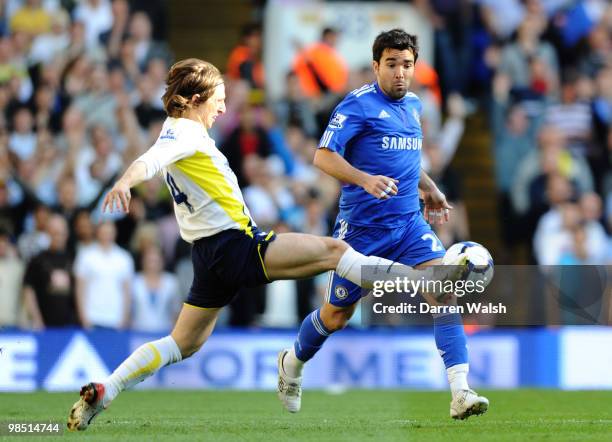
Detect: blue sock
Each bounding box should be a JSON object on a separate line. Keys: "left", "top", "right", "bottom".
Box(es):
{"left": 434, "top": 313, "right": 468, "bottom": 369}
{"left": 294, "top": 309, "right": 332, "bottom": 362}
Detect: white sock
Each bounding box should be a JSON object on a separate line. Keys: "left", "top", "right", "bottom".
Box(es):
{"left": 282, "top": 347, "right": 304, "bottom": 378}
{"left": 103, "top": 335, "right": 182, "bottom": 406}
{"left": 336, "top": 247, "right": 427, "bottom": 288}
{"left": 447, "top": 363, "right": 470, "bottom": 396}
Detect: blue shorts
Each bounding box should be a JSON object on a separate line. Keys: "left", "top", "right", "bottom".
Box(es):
{"left": 327, "top": 212, "right": 445, "bottom": 307}
{"left": 186, "top": 228, "right": 276, "bottom": 308}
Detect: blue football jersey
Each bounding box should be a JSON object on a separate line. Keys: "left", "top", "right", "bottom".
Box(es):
{"left": 319, "top": 82, "right": 423, "bottom": 227}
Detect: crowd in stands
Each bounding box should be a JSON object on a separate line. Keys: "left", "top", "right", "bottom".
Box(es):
{"left": 484, "top": 0, "right": 611, "bottom": 267}
{"left": 0, "top": 0, "right": 610, "bottom": 332}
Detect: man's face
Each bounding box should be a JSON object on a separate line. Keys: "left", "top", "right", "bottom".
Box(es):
{"left": 200, "top": 83, "right": 226, "bottom": 129}
{"left": 96, "top": 221, "right": 116, "bottom": 246}
{"left": 372, "top": 48, "right": 415, "bottom": 100}
{"left": 47, "top": 217, "right": 68, "bottom": 250}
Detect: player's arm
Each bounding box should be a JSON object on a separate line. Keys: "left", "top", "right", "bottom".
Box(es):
{"left": 102, "top": 160, "right": 148, "bottom": 213}
{"left": 419, "top": 168, "right": 452, "bottom": 224}
{"left": 313, "top": 147, "right": 398, "bottom": 200}
{"left": 103, "top": 133, "right": 198, "bottom": 213}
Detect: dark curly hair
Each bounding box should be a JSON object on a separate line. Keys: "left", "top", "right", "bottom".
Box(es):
{"left": 372, "top": 29, "right": 419, "bottom": 63}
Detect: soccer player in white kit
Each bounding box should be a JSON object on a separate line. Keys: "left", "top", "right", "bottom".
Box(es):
{"left": 67, "top": 58, "right": 466, "bottom": 431}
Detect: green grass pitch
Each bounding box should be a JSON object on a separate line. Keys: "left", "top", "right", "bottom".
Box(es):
{"left": 1, "top": 390, "right": 611, "bottom": 441}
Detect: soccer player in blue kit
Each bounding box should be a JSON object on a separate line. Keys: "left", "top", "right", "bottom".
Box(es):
{"left": 278, "top": 29, "right": 489, "bottom": 420}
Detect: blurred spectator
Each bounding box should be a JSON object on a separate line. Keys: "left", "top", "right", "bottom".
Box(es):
{"left": 578, "top": 22, "right": 611, "bottom": 77}
{"left": 491, "top": 73, "right": 539, "bottom": 246}
{"left": 100, "top": 0, "right": 130, "bottom": 59}
{"left": 242, "top": 155, "right": 295, "bottom": 231}
{"left": 260, "top": 107, "right": 297, "bottom": 176}
{"left": 74, "top": 220, "right": 133, "bottom": 329}
{"left": 589, "top": 67, "right": 611, "bottom": 191}
{"left": 17, "top": 203, "right": 50, "bottom": 261}
{"left": 53, "top": 175, "right": 114, "bottom": 253}
{"left": 22, "top": 214, "right": 78, "bottom": 329}
{"left": 578, "top": 188, "right": 606, "bottom": 229}
{"left": 31, "top": 84, "right": 63, "bottom": 133}
{"left": 71, "top": 209, "right": 95, "bottom": 254}
{"left": 424, "top": 142, "right": 469, "bottom": 246}
{"left": 137, "top": 178, "right": 172, "bottom": 221}
{"left": 557, "top": 224, "right": 590, "bottom": 265}
{"left": 133, "top": 58, "right": 166, "bottom": 128}
{"left": 414, "top": 0, "right": 473, "bottom": 96}
{"left": 128, "top": 0, "right": 168, "bottom": 41}
{"left": 0, "top": 36, "right": 32, "bottom": 102}
{"left": 60, "top": 53, "right": 93, "bottom": 103}
{"left": 9, "top": 106, "right": 37, "bottom": 161}
{"left": 28, "top": 8, "right": 70, "bottom": 66}
{"left": 412, "top": 61, "right": 442, "bottom": 127}
{"left": 115, "top": 35, "right": 140, "bottom": 85}
{"left": 477, "top": 0, "right": 540, "bottom": 42}
{"left": 115, "top": 192, "right": 146, "bottom": 249}
{"left": 129, "top": 221, "right": 160, "bottom": 270}
{"left": 421, "top": 95, "right": 469, "bottom": 245}
{"left": 282, "top": 127, "right": 317, "bottom": 184}
{"left": 498, "top": 14, "right": 559, "bottom": 92}
{"left": 74, "top": 125, "right": 121, "bottom": 205}
{"left": 422, "top": 93, "right": 467, "bottom": 172}
{"left": 131, "top": 245, "right": 181, "bottom": 332}
{"left": 223, "top": 104, "right": 272, "bottom": 187}
{"left": 73, "top": 0, "right": 113, "bottom": 50}
{"left": 292, "top": 27, "right": 348, "bottom": 99}
{"left": 512, "top": 125, "right": 593, "bottom": 217}
{"left": 274, "top": 71, "right": 318, "bottom": 137}
{"left": 545, "top": 72, "right": 593, "bottom": 155}
{"left": 64, "top": 19, "right": 106, "bottom": 62}
{"left": 534, "top": 199, "right": 608, "bottom": 265}
{"left": 0, "top": 226, "right": 24, "bottom": 327}
{"left": 227, "top": 22, "right": 264, "bottom": 90}
{"left": 554, "top": 0, "right": 608, "bottom": 53}
{"left": 127, "top": 11, "right": 171, "bottom": 72}
{"left": 72, "top": 64, "right": 118, "bottom": 132}
{"left": 10, "top": 0, "right": 51, "bottom": 36}
{"left": 0, "top": 170, "right": 41, "bottom": 238}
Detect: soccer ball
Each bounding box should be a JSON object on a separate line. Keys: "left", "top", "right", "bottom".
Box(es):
{"left": 442, "top": 241, "right": 494, "bottom": 294}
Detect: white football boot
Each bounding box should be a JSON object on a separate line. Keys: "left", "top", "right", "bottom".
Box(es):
{"left": 67, "top": 382, "right": 107, "bottom": 431}
{"left": 432, "top": 253, "right": 470, "bottom": 302}
{"left": 277, "top": 349, "right": 302, "bottom": 413}
{"left": 450, "top": 389, "right": 489, "bottom": 420}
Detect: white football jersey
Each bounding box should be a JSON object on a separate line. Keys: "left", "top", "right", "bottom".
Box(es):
{"left": 136, "top": 117, "right": 256, "bottom": 242}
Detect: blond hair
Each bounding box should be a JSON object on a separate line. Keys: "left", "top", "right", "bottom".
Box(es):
{"left": 162, "top": 58, "right": 223, "bottom": 118}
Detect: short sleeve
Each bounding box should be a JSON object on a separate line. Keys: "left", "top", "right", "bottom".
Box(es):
{"left": 136, "top": 123, "right": 198, "bottom": 179}
{"left": 318, "top": 95, "right": 365, "bottom": 156}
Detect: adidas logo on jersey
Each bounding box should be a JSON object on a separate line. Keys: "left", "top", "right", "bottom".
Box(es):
{"left": 378, "top": 109, "right": 391, "bottom": 119}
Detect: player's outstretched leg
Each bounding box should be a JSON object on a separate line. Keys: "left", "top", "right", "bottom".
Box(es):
{"left": 277, "top": 302, "right": 355, "bottom": 413}
{"left": 418, "top": 258, "right": 489, "bottom": 420}
{"left": 67, "top": 305, "right": 220, "bottom": 431}
{"left": 264, "top": 233, "right": 469, "bottom": 413}
{"left": 434, "top": 313, "right": 489, "bottom": 419}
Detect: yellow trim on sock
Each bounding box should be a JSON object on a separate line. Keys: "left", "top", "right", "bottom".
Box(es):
{"left": 125, "top": 343, "right": 161, "bottom": 383}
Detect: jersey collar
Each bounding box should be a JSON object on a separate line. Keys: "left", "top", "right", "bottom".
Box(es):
{"left": 176, "top": 117, "right": 210, "bottom": 138}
